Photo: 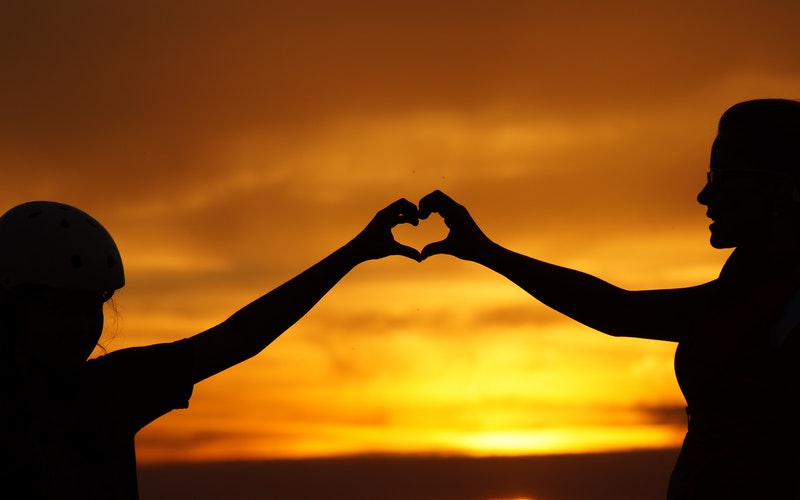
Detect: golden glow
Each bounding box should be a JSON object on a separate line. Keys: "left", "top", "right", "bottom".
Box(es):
{"left": 91, "top": 106, "right": 725, "bottom": 462}
{"left": 4, "top": 0, "right": 799, "bottom": 465}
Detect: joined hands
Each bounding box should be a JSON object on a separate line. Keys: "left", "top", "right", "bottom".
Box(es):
{"left": 351, "top": 190, "right": 493, "bottom": 264}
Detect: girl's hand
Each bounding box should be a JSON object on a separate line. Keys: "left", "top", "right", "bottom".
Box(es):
{"left": 418, "top": 190, "right": 494, "bottom": 262}
{"left": 349, "top": 198, "right": 422, "bottom": 262}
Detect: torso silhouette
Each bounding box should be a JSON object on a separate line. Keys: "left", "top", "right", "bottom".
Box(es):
{"left": 1, "top": 340, "right": 194, "bottom": 499}
{"left": 668, "top": 245, "right": 800, "bottom": 499}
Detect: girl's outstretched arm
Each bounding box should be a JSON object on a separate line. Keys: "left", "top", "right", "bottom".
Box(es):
{"left": 418, "top": 190, "right": 713, "bottom": 342}
{"left": 188, "top": 198, "right": 421, "bottom": 383}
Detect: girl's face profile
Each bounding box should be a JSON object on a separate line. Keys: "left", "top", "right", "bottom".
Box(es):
{"left": 697, "top": 134, "right": 796, "bottom": 249}
{"left": 13, "top": 287, "right": 106, "bottom": 373}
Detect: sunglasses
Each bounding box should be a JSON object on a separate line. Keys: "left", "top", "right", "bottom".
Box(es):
{"left": 705, "top": 168, "right": 800, "bottom": 201}
{"left": 705, "top": 168, "right": 787, "bottom": 184}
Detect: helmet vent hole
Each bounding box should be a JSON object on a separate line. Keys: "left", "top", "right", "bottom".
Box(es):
{"left": 70, "top": 255, "right": 83, "bottom": 268}
{"left": 107, "top": 255, "right": 115, "bottom": 268}
{"left": 27, "top": 211, "right": 41, "bottom": 219}
{"left": 60, "top": 218, "right": 70, "bottom": 228}
{"left": 86, "top": 218, "right": 99, "bottom": 228}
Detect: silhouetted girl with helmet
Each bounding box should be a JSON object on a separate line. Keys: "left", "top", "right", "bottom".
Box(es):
{"left": 417, "top": 99, "right": 800, "bottom": 499}
{"left": 0, "top": 199, "right": 421, "bottom": 499}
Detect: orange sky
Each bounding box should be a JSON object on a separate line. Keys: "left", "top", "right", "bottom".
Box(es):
{"left": 2, "top": 0, "right": 800, "bottom": 463}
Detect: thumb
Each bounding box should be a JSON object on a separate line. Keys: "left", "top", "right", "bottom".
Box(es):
{"left": 420, "top": 239, "right": 451, "bottom": 260}
{"left": 394, "top": 243, "right": 423, "bottom": 262}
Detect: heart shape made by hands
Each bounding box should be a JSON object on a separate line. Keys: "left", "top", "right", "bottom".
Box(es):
{"left": 391, "top": 213, "right": 449, "bottom": 253}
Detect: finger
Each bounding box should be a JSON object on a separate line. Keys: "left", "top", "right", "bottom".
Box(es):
{"left": 385, "top": 198, "right": 419, "bottom": 227}
{"left": 418, "top": 190, "right": 444, "bottom": 219}
{"left": 420, "top": 239, "right": 450, "bottom": 260}
{"left": 396, "top": 209, "right": 419, "bottom": 227}
{"left": 418, "top": 190, "right": 456, "bottom": 220}
{"left": 393, "top": 243, "right": 423, "bottom": 262}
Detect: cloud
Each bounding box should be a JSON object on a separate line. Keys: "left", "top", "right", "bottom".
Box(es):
{"left": 3, "top": 0, "right": 798, "bottom": 462}
{"left": 2, "top": 0, "right": 799, "bottom": 206}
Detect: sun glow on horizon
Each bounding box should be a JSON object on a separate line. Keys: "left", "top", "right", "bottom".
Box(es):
{"left": 136, "top": 289, "right": 689, "bottom": 463}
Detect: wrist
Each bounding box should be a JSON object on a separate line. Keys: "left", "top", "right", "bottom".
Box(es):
{"left": 469, "top": 238, "right": 505, "bottom": 265}
{"left": 339, "top": 236, "right": 375, "bottom": 265}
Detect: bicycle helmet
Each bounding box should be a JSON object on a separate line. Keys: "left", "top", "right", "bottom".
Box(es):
{"left": 0, "top": 201, "right": 125, "bottom": 291}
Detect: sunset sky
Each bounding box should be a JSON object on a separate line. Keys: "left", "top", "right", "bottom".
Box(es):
{"left": 2, "top": 0, "right": 800, "bottom": 464}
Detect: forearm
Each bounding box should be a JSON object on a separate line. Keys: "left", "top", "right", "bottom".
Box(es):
{"left": 185, "top": 197, "right": 421, "bottom": 383}
{"left": 418, "top": 190, "right": 706, "bottom": 340}
{"left": 471, "top": 241, "right": 706, "bottom": 340}
{"left": 233, "top": 244, "right": 362, "bottom": 335}
{"left": 189, "top": 242, "right": 364, "bottom": 382}
{"left": 473, "top": 242, "right": 628, "bottom": 332}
